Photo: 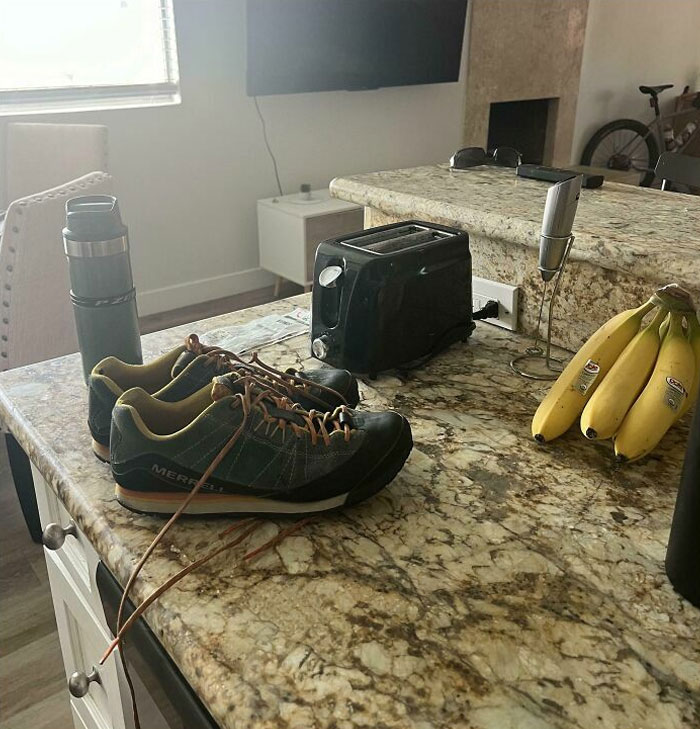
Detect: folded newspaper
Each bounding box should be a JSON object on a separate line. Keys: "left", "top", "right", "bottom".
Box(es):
{"left": 203, "top": 308, "right": 310, "bottom": 353}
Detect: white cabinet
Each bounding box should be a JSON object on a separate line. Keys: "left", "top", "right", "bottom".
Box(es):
{"left": 45, "top": 554, "right": 127, "bottom": 729}
{"left": 32, "top": 465, "right": 131, "bottom": 729}
{"left": 258, "top": 188, "right": 363, "bottom": 289}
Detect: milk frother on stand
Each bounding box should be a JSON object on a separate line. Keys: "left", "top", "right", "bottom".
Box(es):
{"left": 510, "top": 175, "right": 583, "bottom": 380}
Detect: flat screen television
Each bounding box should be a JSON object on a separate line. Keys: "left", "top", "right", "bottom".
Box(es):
{"left": 246, "top": 0, "right": 468, "bottom": 96}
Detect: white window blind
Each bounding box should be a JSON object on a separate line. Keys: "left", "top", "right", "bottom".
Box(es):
{"left": 0, "top": 0, "right": 180, "bottom": 116}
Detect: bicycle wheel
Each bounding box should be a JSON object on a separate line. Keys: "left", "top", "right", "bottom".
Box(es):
{"left": 580, "top": 119, "right": 659, "bottom": 187}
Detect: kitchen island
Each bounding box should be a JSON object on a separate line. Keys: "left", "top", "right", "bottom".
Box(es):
{"left": 331, "top": 166, "right": 700, "bottom": 351}
{"left": 1, "top": 294, "right": 698, "bottom": 729}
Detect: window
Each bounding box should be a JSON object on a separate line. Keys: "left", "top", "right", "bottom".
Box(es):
{"left": 0, "top": 0, "right": 180, "bottom": 116}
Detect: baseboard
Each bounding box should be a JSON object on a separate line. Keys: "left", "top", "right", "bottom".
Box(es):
{"left": 136, "top": 267, "right": 276, "bottom": 317}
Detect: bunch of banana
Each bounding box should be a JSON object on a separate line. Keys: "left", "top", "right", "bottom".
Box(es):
{"left": 531, "top": 299, "right": 655, "bottom": 442}
{"left": 614, "top": 311, "right": 696, "bottom": 461}
{"left": 580, "top": 307, "right": 667, "bottom": 441}
{"left": 531, "top": 284, "right": 700, "bottom": 463}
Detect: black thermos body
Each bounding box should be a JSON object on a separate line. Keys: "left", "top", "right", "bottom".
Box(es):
{"left": 63, "top": 195, "right": 142, "bottom": 381}
{"left": 665, "top": 391, "right": 700, "bottom": 607}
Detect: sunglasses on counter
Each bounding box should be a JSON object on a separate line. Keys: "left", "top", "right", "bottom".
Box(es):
{"left": 449, "top": 146, "right": 522, "bottom": 171}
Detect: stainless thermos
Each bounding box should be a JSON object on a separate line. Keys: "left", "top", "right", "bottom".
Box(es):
{"left": 63, "top": 195, "right": 142, "bottom": 381}
{"left": 665, "top": 390, "right": 700, "bottom": 607}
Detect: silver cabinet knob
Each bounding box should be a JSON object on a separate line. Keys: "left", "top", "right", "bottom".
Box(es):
{"left": 318, "top": 265, "right": 343, "bottom": 288}
{"left": 68, "top": 666, "right": 101, "bottom": 698}
{"left": 312, "top": 336, "right": 330, "bottom": 360}
{"left": 42, "top": 520, "right": 77, "bottom": 550}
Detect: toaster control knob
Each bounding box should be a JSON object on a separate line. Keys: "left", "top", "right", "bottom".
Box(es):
{"left": 312, "top": 336, "right": 330, "bottom": 360}
{"left": 318, "top": 265, "right": 343, "bottom": 288}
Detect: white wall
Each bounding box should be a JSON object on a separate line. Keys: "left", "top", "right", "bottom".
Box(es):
{"left": 572, "top": 0, "right": 700, "bottom": 163}
{"left": 0, "top": 0, "right": 469, "bottom": 315}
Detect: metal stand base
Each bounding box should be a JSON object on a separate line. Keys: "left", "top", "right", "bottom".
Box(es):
{"left": 510, "top": 348, "right": 564, "bottom": 380}
{"left": 510, "top": 235, "right": 574, "bottom": 381}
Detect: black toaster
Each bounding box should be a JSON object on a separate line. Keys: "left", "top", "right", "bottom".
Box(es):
{"left": 310, "top": 220, "right": 474, "bottom": 376}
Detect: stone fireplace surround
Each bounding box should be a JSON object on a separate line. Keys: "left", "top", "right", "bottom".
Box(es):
{"left": 462, "top": 0, "right": 589, "bottom": 167}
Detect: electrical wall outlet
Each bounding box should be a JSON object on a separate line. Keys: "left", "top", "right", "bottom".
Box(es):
{"left": 472, "top": 276, "right": 519, "bottom": 331}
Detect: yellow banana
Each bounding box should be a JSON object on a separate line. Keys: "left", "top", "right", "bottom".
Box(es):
{"left": 614, "top": 312, "right": 696, "bottom": 462}
{"left": 531, "top": 300, "right": 656, "bottom": 442}
{"left": 659, "top": 312, "right": 670, "bottom": 340}
{"left": 580, "top": 308, "right": 667, "bottom": 440}
{"left": 677, "top": 314, "right": 700, "bottom": 419}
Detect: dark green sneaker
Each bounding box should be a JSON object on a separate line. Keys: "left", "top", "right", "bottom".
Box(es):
{"left": 88, "top": 334, "right": 360, "bottom": 461}
{"left": 110, "top": 375, "right": 412, "bottom": 516}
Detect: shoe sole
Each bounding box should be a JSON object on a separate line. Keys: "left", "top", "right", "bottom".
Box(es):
{"left": 114, "top": 417, "right": 412, "bottom": 517}
{"left": 92, "top": 439, "right": 110, "bottom": 463}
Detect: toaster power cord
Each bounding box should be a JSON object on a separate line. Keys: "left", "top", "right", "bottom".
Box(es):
{"left": 397, "top": 299, "right": 498, "bottom": 372}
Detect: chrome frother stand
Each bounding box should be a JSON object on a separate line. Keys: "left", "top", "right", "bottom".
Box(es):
{"left": 510, "top": 175, "right": 583, "bottom": 381}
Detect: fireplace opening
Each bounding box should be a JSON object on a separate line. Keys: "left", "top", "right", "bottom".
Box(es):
{"left": 487, "top": 98, "right": 553, "bottom": 165}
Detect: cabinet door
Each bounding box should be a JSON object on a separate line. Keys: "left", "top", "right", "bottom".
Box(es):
{"left": 304, "top": 208, "right": 364, "bottom": 284}
{"left": 45, "top": 553, "right": 127, "bottom": 729}
{"left": 32, "top": 464, "right": 107, "bottom": 628}
{"left": 258, "top": 204, "right": 306, "bottom": 283}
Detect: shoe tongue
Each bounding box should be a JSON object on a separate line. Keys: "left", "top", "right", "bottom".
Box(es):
{"left": 170, "top": 350, "right": 198, "bottom": 378}
{"left": 211, "top": 374, "right": 244, "bottom": 401}
{"left": 210, "top": 374, "right": 307, "bottom": 426}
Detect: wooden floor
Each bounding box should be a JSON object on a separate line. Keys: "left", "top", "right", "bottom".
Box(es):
{"left": 139, "top": 281, "right": 303, "bottom": 334}
{"left": 0, "top": 442, "right": 72, "bottom": 729}
{"left": 0, "top": 282, "right": 305, "bottom": 728}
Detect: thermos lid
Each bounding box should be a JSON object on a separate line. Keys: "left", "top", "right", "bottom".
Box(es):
{"left": 63, "top": 195, "right": 128, "bottom": 257}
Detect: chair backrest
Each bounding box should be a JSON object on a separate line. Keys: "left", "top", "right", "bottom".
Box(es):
{"left": 655, "top": 152, "right": 700, "bottom": 190}
{"left": 0, "top": 171, "right": 113, "bottom": 371}
{"left": 4, "top": 123, "right": 109, "bottom": 205}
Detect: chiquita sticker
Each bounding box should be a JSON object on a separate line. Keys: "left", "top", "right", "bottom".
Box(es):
{"left": 664, "top": 376, "right": 687, "bottom": 412}
{"left": 575, "top": 359, "right": 601, "bottom": 395}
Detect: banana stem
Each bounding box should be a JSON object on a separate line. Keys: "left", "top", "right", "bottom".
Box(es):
{"left": 659, "top": 312, "right": 671, "bottom": 340}
{"left": 667, "top": 311, "right": 685, "bottom": 339}
{"left": 638, "top": 299, "right": 659, "bottom": 318}
{"left": 646, "top": 308, "right": 669, "bottom": 334}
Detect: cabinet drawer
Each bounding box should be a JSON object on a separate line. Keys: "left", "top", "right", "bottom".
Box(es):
{"left": 31, "top": 464, "right": 104, "bottom": 619}
{"left": 45, "top": 553, "right": 127, "bottom": 729}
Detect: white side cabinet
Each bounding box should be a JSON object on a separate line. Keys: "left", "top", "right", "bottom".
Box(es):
{"left": 32, "top": 465, "right": 131, "bottom": 729}
{"left": 258, "top": 188, "right": 363, "bottom": 290}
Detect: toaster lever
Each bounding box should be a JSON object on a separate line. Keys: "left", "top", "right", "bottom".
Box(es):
{"left": 318, "top": 265, "right": 343, "bottom": 288}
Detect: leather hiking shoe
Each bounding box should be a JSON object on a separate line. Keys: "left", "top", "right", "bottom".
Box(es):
{"left": 109, "top": 375, "right": 412, "bottom": 516}
{"left": 88, "top": 334, "right": 360, "bottom": 461}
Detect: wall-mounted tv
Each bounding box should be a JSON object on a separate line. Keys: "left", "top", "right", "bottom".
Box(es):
{"left": 246, "top": 0, "right": 468, "bottom": 96}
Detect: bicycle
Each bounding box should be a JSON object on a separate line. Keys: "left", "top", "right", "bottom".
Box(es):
{"left": 580, "top": 83, "right": 700, "bottom": 187}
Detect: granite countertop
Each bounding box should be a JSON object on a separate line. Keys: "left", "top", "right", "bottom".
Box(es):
{"left": 330, "top": 165, "right": 700, "bottom": 291}
{"left": 1, "top": 293, "right": 699, "bottom": 729}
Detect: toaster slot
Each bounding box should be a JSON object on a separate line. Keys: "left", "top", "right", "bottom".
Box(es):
{"left": 342, "top": 224, "right": 423, "bottom": 248}
{"left": 365, "top": 229, "right": 447, "bottom": 254}
{"left": 341, "top": 224, "right": 451, "bottom": 255}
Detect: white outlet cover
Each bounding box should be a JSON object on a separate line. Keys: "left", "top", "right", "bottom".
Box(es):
{"left": 472, "top": 276, "right": 519, "bottom": 331}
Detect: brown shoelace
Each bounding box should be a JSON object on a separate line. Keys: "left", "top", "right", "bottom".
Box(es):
{"left": 186, "top": 333, "right": 348, "bottom": 410}
{"left": 100, "top": 377, "right": 353, "bottom": 727}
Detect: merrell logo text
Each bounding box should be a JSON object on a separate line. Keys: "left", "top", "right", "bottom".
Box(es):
{"left": 151, "top": 464, "right": 224, "bottom": 493}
